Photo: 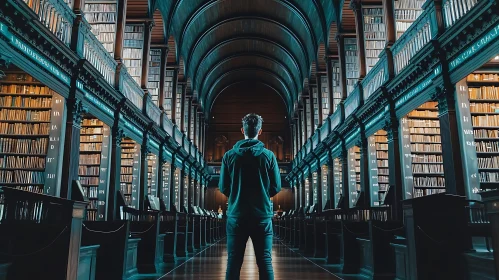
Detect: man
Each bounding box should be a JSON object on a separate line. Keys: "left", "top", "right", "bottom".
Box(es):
{"left": 219, "top": 113, "right": 282, "bottom": 280}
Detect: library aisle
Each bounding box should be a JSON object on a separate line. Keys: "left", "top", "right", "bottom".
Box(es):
{"left": 153, "top": 239, "right": 339, "bottom": 280}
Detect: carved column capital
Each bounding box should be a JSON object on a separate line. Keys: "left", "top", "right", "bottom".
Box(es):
{"left": 70, "top": 99, "right": 86, "bottom": 128}
{"left": 383, "top": 117, "right": 399, "bottom": 141}
{"left": 113, "top": 127, "right": 125, "bottom": 147}
{"left": 0, "top": 53, "right": 12, "bottom": 80}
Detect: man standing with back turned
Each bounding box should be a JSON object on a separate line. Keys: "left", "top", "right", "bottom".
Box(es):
{"left": 219, "top": 113, "right": 282, "bottom": 280}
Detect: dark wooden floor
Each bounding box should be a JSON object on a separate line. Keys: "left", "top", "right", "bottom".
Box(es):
{"left": 137, "top": 239, "right": 340, "bottom": 279}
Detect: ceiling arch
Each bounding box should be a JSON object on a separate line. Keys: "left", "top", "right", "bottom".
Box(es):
{"left": 205, "top": 68, "right": 293, "bottom": 115}
{"left": 200, "top": 55, "right": 299, "bottom": 102}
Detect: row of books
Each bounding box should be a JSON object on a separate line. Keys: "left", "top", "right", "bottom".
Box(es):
{"left": 81, "top": 126, "right": 103, "bottom": 134}
{"left": 472, "top": 115, "right": 499, "bottom": 127}
{"left": 0, "top": 170, "right": 45, "bottom": 184}
{"left": 480, "top": 172, "right": 499, "bottom": 182}
{"left": 412, "top": 163, "right": 444, "bottom": 173}
{"left": 408, "top": 110, "right": 439, "bottom": 118}
{"left": 80, "top": 143, "right": 102, "bottom": 152}
{"left": 85, "top": 13, "right": 116, "bottom": 23}
{"left": 81, "top": 135, "right": 103, "bottom": 142}
{"left": 477, "top": 156, "right": 499, "bottom": 169}
{"left": 412, "top": 154, "right": 443, "bottom": 163}
{"left": 123, "top": 59, "right": 142, "bottom": 67}
{"left": 0, "top": 123, "right": 50, "bottom": 135}
{"left": 414, "top": 176, "right": 445, "bottom": 187}
{"left": 1, "top": 156, "right": 45, "bottom": 169}
{"left": 473, "top": 128, "right": 499, "bottom": 138}
{"left": 0, "top": 85, "right": 51, "bottom": 95}
{"left": 83, "top": 3, "right": 116, "bottom": 12}
{"left": 79, "top": 166, "right": 100, "bottom": 176}
{"left": 94, "top": 32, "right": 115, "bottom": 43}
{"left": 414, "top": 188, "right": 445, "bottom": 197}
{"left": 2, "top": 74, "right": 37, "bottom": 82}
{"left": 365, "top": 40, "right": 385, "bottom": 49}
{"left": 120, "top": 175, "right": 134, "bottom": 182}
{"left": 410, "top": 134, "right": 441, "bottom": 142}
{"left": 82, "top": 187, "right": 99, "bottom": 199}
{"left": 80, "top": 154, "right": 101, "bottom": 165}
{"left": 395, "top": 10, "right": 423, "bottom": 20}
{"left": 411, "top": 143, "right": 442, "bottom": 152}
{"left": 469, "top": 87, "right": 499, "bottom": 99}
{"left": 394, "top": 0, "right": 426, "bottom": 9}
{"left": 409, "top": 127, "right": 440, "bottom": 134}
{"left": 467, "top": 73, "right": 499, "bottom": 81}
{"left": 80, "top": 177, "right": 99, "bottom": 185}
{"left": 0, "top": 138, "right": 48, "bottom": 154}
{"left": 121, "top": 167, "right": 134, "bottom": 174}
{"left": 125, "top": 25, "right": 144, "bottom": 33}
{"left": 0, "top": 96, "right": 52, "bottom": 108}
{"left": 407, "top": 119, "right": 440, "bottom": 127}
{"left": 469, "top": 103, "right": 499, "bottom": 113}
{"left": 0, "top": 109, "right": 51, "bottom": 121}
{"left": 364, "top": 8, "right": 384, "bottom": 16}
{"left": 475, "top": 141, "right": 499, "bottom": 152}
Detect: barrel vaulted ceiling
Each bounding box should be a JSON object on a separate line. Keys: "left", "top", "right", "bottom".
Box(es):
{"left": 148, "top": 0, "right": 348, "bottom": 117}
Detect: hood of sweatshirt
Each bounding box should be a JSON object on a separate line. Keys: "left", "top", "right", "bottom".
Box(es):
{"left": 233, "top": 139, "right": 265, "bottom": 156}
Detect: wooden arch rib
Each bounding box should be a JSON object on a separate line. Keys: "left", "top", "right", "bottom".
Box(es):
{"left": 341, "top": 0, "right": 356, "bottom": 31}
{"left": 151, "top": 9, "right": 165, "bottom": 44}
{"left": 167, "top": 36, "right": 177, "bottom": 65}
{"left": 317, "top": 43, "right": 326, "bottom": 71}
{"left": 327, "top": 22, "right": 339, "bottom": 54}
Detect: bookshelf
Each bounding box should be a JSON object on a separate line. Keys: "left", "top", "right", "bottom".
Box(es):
{"left": 456, "top": 72, "right": 499, "bottom": 195}
{"left": 347, "top": 146, "right": 361, "bottom": 207}
{"left": 345, "top": 38, "right": 359, "bottom": 95}
{"left": 312, "top": 87, "right": 319, "bottom": 130}
{"left": 320, "top": 76, "right": 330, "bottom": 122}
{"left": 174, "top": 168, "right": 181, "bottom": 211}
{"left": 183, "top": 97, "right": 189, "bottom": 133}
{"left": 183, "top": 173, "right": 189, "bottom": 209}
{"left": 333, "top": 158, "right": 343, "bottom": 208}
{"left": 331, "top": 61, "right": 342, "bottom": 113}
{"left": 162, "top": 163, "right": 171, "bottom": 211}
{"left": 321, "top": 165, "right": 328, "bottom": 209}
{"left": 148, "top": 49, "right": 161, "bottom": 107}
{"left": 123, "top": 24, "right": 144, "bottom": 85}
{"left": 367, "top": 130, "right": 389, "bottom": 206}
{"left": 363, "top": 7, "right": 386, "bottom": 73}
{"left": 175, "top": 85, "right": 183, "bottom": 126}
{"left": 84, "top": 0, "right": 117, "bottom": 55}
{"left": 400, "top": 102, "right": 445, "bottom": 199}
{"left": 120, "top": 138, "right": 141, "bottom": 209}
{"left": 164, "top": 70, "right": 174, "bottom": 118}
{"left": 394, "top": 0, "right": 425, "bottom": 39}
{"left": 306, "top": 98, "right": 312, "bottom": 137}
{"left": 0, "top": 73, "right": 64, "bottom": 195}
{"left": 312, "top": 171, "right": 318, "bottom": 204}
{"left": 147, "top": 154, "right": 158, "bottom": 197}
{"left": 301, "top": 110, "right": 306, "bottom": 144}
{"left": 79, "top": 118, "right": 111, "bottom": 221}
{"left": 304, "top": 176, "right": 310, "bottom": 207}
{"left": 190, "top": 105, "right": 195, "bottom": 140}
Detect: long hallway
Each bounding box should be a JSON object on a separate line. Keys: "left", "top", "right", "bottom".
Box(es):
{"left": 155, "top": 239, "right": 338, "bottom": 280}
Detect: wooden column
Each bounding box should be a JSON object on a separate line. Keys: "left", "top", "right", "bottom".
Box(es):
{"left": 383, "top": 0, "right": 396, "bottom": 46}
{"left": 108, "top": 115, "right": 125, "bottom": 220}
{"left": 384, "top": 116, "right": 403, "bottom": 221}
{"left": 357, "top": 128, "right": 371, "bottom": 207}
{"left": 303, "top": 99, "right": 309, "bottom": 140}
{"left": 180, "top": 168, "right": 186, "bottom": 212}
{"left": 202, "top": 121, "right": 208, "bottom": 156}
{"left": 327, "top": 156, "right": 335, "bottom": 209}
{"left": 340, "top": 146, "right": 350, "bottom": 208}
{"left": 316, "top": 159, "right": 323, "bottom": 213}
{"left": 325, "top": 56, "right": 335, "bottom": 116}
{"left": 199, "top": 115, "right": 204, "bottom": 152}
{"left": 187, "top": 97, "right": 192, "bottom": 137}
{"left": 157, "top": 146, "right": 166, "bottom": 201}
{"left": 433, "top": 86, "right": 466, "bottom": 196}
{"left": 300, "top": 179, "right": 306, "bottom": 208}
{"left": 169, "top": 156, "right": 177, "bottom": 211}
{"left": 298, "top": 110, "right": 303, "bottom": 148}
{"left": 350, "top": 0, "right": 367, "bottom": 79}
{"left": 113, "top": 0, "right": 127, "bottom": 61}
{"left": 60, "top": 99, "right": 85, "bottom": 199}
{"left": 308, "top": 172, "right": 314, "bottom": 206}
{"left": 139, "top": 134, "right": 150, "bottom": 211}
{"left": 171, "top": 68, "right": 179, "bottom": 121}
{"left": 140, "top": 21, "right": 153, "bottom": 90}
{"left": 316, "top": 73, "right": 324, "bottom": 125}
{"left": 308, "top": 85, "right": 316, "bottom": 131}
{"left": 192, "top": 104, "right": 198, "bottom": 145}
{"left": 179, "top": 83, "right": 186, "bottom": 132}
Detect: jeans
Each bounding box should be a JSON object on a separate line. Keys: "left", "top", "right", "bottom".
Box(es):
{"left": 226, "top": 217, "right": 274, "bottom": 280}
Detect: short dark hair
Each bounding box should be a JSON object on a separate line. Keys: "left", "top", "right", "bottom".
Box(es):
{"left": 242, "top": 113, "right": 263, "bottom": 138}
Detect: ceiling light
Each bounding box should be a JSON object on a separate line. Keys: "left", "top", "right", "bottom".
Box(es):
{"left": 495, "top": 56, "right": 499, "bottom": 60}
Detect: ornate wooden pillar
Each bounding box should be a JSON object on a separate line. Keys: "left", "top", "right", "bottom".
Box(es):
{"left": 179, "top": 168, "right": 186, "bottom": 211}
{"left": 114, "top": 0, "right": 127, "bottom": 61}
{"left": 357, "top": 125, "right": 371, "bottom": 207}
{"left": 158, "top": 47, "right": 168, "bottom": 111}
{"left": 169, "top": 154, "right": 177, "bottom": 211}
{"left": 383, "top": 0, "right": 396, "bottom": 46}
{"left": 350, "top": 0, "right": 367, "bottom": 79}
{"left": 60, "top": 99, "right": 85, "bottom": 199}
{"left": 308, "top": 84, "right": 316, "bottom": 131}
{"left": 139, "top": 133, "right": 151, "bottom": 211}
{"left": 186, "top": 97, "right": 192, "bottom": 138}
{"left": 140, "top": 21, "right": 153, "bottom": 90}
{"left": 179, "top": 83, "right": 186, "bottom": 132}
{"left": 303, "top": 99, "right": 309, "bottom": 140}
{"left": 192, "top": 104, "right": 198, "bottom": 145}
{"left": 171, "top": 68, "right": 179, "bottom": 121}
{"left": 325, "top": 55, "right": 335, "bottom": 116}
{"left": 108, "top": 105, "right": 125, "bottom": 220}
{"left": 340, "top": 144, "right": 350, "bottom": 208}
{"left": 297, "top": 110, "right": 303, "bottom": 148}
{"left": 316, "top": 158, "right": 323, "bottom": 213}
{"left": 384, "top": 116, "right": 403, "bottom": 220}
{"left": 336, "top": 34, "right": 348, "bottom": 101}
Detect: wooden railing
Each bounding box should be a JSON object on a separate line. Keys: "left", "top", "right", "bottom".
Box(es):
{"left": 362, "top": 54, "right": 388, "bottom": 100}
{"left": 174, "top": 126, "right": 183, "bottom": 146}
{"left": 146, "top": 97, "right": 161, "bottom": 125}
{"left": 22, "top": 0, "right": 75, "bottom": 46}
{"left": 162, "top": 114, "right": 174, "bottom": 136}
{"left": 82, "top": 25, "right": 117, "bottom": 86}
{"left": 319, "top": 118, "right": 329, "bottom": 142}
{"left": 443, "top": 0, "right": 479, "bottom": 27}
{"left": 120, "top": 67, "right": 144, "bottom": 110}
{"left": 392, "top": 11, "right": 432, "bottom": 75}
{"left": 344, "top": 87, "right": 360, "bottom": 119}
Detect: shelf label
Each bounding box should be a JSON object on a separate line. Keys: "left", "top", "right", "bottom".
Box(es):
{"left": 367, "top": 136, "right": 380, "bottom": 207}
{"left": 399, "top": 117, "right": 414, "bottom": 199}
{"left": 97, "top": 124, "right": 111, "bottom": 220}
{"left": 45, "top": 94, "right": 65, "bottom": 196}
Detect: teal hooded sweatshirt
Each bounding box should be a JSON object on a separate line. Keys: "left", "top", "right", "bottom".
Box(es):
{"left": 219, "top": 139, "right": 281, "bottom": 218}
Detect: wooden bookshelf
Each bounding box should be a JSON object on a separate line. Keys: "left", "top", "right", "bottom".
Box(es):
{"left": 306, "top": 98, "right": 312, "bottom": 137}
{"left": 148, "top": 49, "right": 162, "bottom": 107}
{"left": 175, "top": 84, "right": 183, "bottom": 126}
{"left": 345, "top": 38, "right": 359, "bottom": 95}
{"left": 304, "top": 176, "right": 310, "bottom": 207}
{"left": 331, "top": 61, "right": 342, "bottom": 113}
{"left": 84, "top": 0, "right": 117, "bottom": 55}
{"left": 347, "top": 146, "right": 361, "bottom": 207}
{"left": 367, "top": 130, "right": 389, "bottom": 206}
{"left": 363, "top": 7, "right": 386, "bottom": 73}
{"left": 394, "top": 0, "right": 425, "bottom": 39}
{"left": 320, "top": 76, "right": 330, "bottom": 121}
{"left": 147, "top": 154, "right": 158, "bottom": 197}
{"left": 162, "top": 163, "right": 171, "bottom": 210}
{"left": 174, "top": 168, "right": 181, "bottom": 211}
{"left": 321, "top": 165, "right": 328, "bottom": 210}
{"left": 123, "top": 24, "right": 144, "bottom": 85}
{"left": 312, "top": 87, "right": 320, "bottom": 130}
{"left": 120, "top": 138, "right": 140, "bottom": 209}
{"left": 0, "top": 73, "right": 64, "bottom": 195}
{"left": 183, "top": 97, "right": 189, "bottom": 132}
{"left": 79, "top": 118, "right": 111, "bottom": 221}
{"left": 400, "top": 102, "right": 445, "bottom": 198}
{"left": 312, "top": 171, "right": 318, "bottom": 204}
{"left": 164, "top": 70, "right": 174, "bottom": 119}
{"left": 183, "top": 172, "right": 189, "bottom": 209}
{"left": 333, "top": 158, "right": 343, "bottom": 208}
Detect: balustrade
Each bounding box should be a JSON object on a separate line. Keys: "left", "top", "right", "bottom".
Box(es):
{"left": 443, "top": 0, "right": 479, "bottom": 27}
{"left": 146, "top": 97, "right": 161, "bottom": 125}
{"left": 392, "top": 12, "right": 432, "bottom": 75}
{"left": 344, "top": 87, "right": 360, "bottom": 119}
{"left": 361, "top": 55, "right": 388, "bottom": 100}
{"left": 120, "top": 68, "right": 144, "bottom": 110}
{"left": 163, "top": 114, "right": 174, "bottom": 136}
{"left": 82, "top": 26, "right": 117, "bottom": 86}
{"left": 22, "top": 0, "right": 74, "bottom": 46}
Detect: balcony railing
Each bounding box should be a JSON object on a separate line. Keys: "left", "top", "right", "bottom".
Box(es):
{"left": 319, "top": 119, "right": 329, "bottom": 142}
{"left": 82, "top": 25, "right": 117, "bottom": 86}
{"left": 392, "top": 11, "right": 432, "bottom": 75}
{"left": 330, "top": 110, "right": 341, "bottom": 132}
{"left": 344, "top": 87, "right": 360, "bottom": 119}
{"left": 120, "top": 67, "right": 144, "bottom": 110}
{"left": 362, "top": 54, "right": 388, "bottom": 100}
{"left": 443, "top": 0, "right": 479, "bottom": 28}
{"left": 146, "top": 97, "right": 161, "bottom": 125}
{"left": 174, "top": 127, "right": 183, "bottom": 146}
{"left": 22, "top": 0, "right": 75, "bottom": 46}
{"left": 162, "top": 114, "right": 174, "bottom": 136}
